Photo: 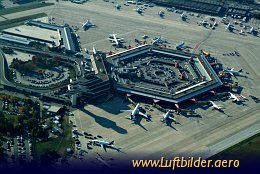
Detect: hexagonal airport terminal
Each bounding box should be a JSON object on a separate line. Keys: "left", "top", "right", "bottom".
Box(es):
{"left": 104, "top": 45, "right": 222, "bottom": 103}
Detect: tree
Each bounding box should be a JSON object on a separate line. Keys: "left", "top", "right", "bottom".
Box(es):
{"left": 26, "top": 118, "right": 38, "bottom": 131}
{"left": 19, "top": 106, "right": 26, "bottom": 114}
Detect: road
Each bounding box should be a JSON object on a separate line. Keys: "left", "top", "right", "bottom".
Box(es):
{"left": 0, "top": 41, "right": 83, "bottom": 93}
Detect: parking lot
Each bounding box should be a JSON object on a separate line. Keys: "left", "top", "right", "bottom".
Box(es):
{"left": 3, "top": 136, "right": 33, "bottom": 165}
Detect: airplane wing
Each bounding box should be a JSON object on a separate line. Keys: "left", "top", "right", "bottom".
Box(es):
{"left": 168, "top": 116, "right": 176, "bottom": 121}
{"left": 101, "top": 144, "right": 103, "bottom": 149}
{"left": 138, "top": 111, "right": 148, "bottom": 119}
{"left": 120, "top": 110, "right": 132, "bottom": 112}
{"left": 229, "top": 72, "right": 234, "bottom": 76}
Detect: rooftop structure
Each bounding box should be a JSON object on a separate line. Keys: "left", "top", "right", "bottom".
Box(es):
{"left": 226, "top": 4, "right": 251, "bottom": 17}
{"left": 47, "top": 105, "right": 62, "bottom": 114}
{"left": 105, "top": 45, "right": 222, "bottom": 104}
{"left": 67, "top": 72, "right": 111, "bottom": 105}
{"left": 25, "top": 20, "right": 80, "bottom": 53}
{"left": 3, "top": 25, "right": 60, "bottom": 46}
{"left": 0, "top": 33, "right": 31, "bottom": 45}
{"left": 172, "top": 0, "right": 223, "bottom": 15}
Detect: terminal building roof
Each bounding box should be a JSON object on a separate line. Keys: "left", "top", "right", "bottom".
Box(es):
{"left": 105, "top": 45, "right": 222, "bottom": 103}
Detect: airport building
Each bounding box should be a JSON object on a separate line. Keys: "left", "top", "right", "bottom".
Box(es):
{"left": 26, "top": 20, "right": 80, "bottom": 53}
{"left": 97, "top": 45, "right": 223, "bottom": 104}
{"left": 0, "top": 20, "right": 80, "bottom": 53}
{"left": 150, "top": 0, "right": 224, "bottom": 16}
{"left": 0, "top": 33, "right": 32, "bottom": 45}
{"left": 226, "top": 4, "right": 252, "bottom": 18}
{"left": 67, "top": 71, "right": 111, "bottom": 106}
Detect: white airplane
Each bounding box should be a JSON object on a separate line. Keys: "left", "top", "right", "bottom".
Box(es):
{"left": 90, "top": 139, "right": 115, "bottom": 149}
{"left": 158, "top": 10, "right": 165, "bottom": 17}
{"left": 108, "top": 34, "right": 124, "bottom": 42}
{"left": 108, "top": 34, "right": 124, "bottom": 47}
{"left": 151, "top": 36, "right": 166, "bottom": 45}
{"left": 161, "top": 111, "right": 178, "bottom": 124}
{"left": 224, "top": 68, "right": 243, "bottom": 76}
{"left": 209, "top": 101, "right": 223, "bottom": 110}
{"left": 108, "top": 34, "right": 124, "bottom": 48}
{"left": 249, "top": 26, "right": 254, "bottom": 33}
{"left": 120, "top": 103, "right": 149, "bottom": 121}
{"left": 228, "top": 92, "right": 246, "bottom": 102}
{"left": 81, "top": 20, "right": 95, "bottom": 30}
{"left": 199, "top": 20, "right": 208, "bottom": 27}
{"left": 226, "top": 23, "right": 234, "bottom": 32}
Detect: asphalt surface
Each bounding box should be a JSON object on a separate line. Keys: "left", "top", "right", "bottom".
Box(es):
{"left": 0, "top": 0, "right": 260, "bottom": 168}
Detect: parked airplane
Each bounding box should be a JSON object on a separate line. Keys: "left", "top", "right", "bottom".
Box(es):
{"left": 247, "top": 26, "right": 258, "bottom": 36}
{"left": 209, "top": 101, "right": 223, "bottom": 110}
{"left": 90, "top": 139, "right": 115, "bottom": 149}
{"left": 199, "top": 20, "right": 208, "bottom": 27}
{"left": 108, "top": 34, "right": 124, "bottom": 47}
{"left": 81, "top": 20, "right": 95, "bottom": 30}
{"left": 175, "top": 42, "right": 186, "bottom": 50}
{"left": 158, "top": 10, "right": 165, "bottom": 17}
{"left": 151, "top": 36, "right": 166, "bottom": 45}
{"left": 120, "top": 103, "right": 149, "bottom": 121}
{"left": 228, "top": 92, "right": 246, "bottom": 102}
{"left": 161, "top": 111, "right": 178, "bottom": 124}
{"left": 226, "top": 23, "right": 234, "bottom": 32}
{"left": 224, "top": 68, "right": 243, "bottom": 76}
{"left": 249, "top": 26, "right": 254, "bottom": 33}
{"left": 108, "top": 34, "right": 124, "bottom": 42}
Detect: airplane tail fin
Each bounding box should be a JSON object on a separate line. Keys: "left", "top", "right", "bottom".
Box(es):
{"left": 109, "top": 140, "right": 115, "bottom": 145}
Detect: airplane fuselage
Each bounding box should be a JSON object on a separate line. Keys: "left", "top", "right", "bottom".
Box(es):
{"left": 131, "top": 103, "right": 140, "bottom": 116}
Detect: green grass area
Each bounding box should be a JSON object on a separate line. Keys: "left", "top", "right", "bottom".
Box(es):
{"left": 35, "top": 117, "right": 74, "bottom": 159}
{"left": 211, "top": 133, "right": 260, "bottom": 159}
{"left": 0, "top": 3, "right": 54, "bottom": 16}
{"left": 0, "top": 13, "right": 47, "bottom": 30}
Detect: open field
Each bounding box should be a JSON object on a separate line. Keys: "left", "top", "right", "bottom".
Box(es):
{"left": 211, "top": 133, "right": 260, "bottom": 159}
